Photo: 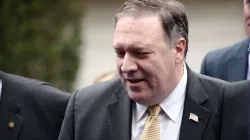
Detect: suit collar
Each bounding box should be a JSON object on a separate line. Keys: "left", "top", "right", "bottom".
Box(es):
{"left": 185, "top": 64, "right": 209, "bottom": 104}
{"left": 228, "top": 39, "right": 249, "bottom": 81}
{"left": 108, "top": 81, "right": 132, "bottom": 140}
{"left": 0, "top": 71, "right": 23, "bottom": 140}
{"left": 179, "top": 65, "right": 211, "bottom": 140}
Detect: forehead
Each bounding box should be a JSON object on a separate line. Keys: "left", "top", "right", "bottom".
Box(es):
{"left": 115, "top": 15, "right": 163, "bottom": 35}
{"left": 113, "top": 16, "right": 166, "bottom": 47}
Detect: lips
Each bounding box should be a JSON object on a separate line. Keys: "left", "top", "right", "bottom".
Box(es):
{"left": 127, "top": 78, "right": 144, "bottom": 83}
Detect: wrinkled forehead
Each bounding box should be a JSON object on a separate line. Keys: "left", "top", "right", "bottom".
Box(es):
{"left": 117, "top": 9, "right": 157, "bottom": 19}
{"left": 113, "top": 15, "right": 169, "bottom": 47}
{"left": 114, "top": 11, "right": 159, "bottom": 29}
{"left": 114, "top": 16, "right": 165, "bottom": 39}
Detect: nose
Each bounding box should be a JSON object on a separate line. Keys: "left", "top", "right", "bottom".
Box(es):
{"left": 121, "top": 53, "right": 138, "bottom": 73}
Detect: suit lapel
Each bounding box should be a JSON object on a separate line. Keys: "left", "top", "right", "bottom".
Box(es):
{"left": 0, "top": 102, "right": 23, "bottom": 140}
{"left": 0, "top": 71, "right": 23, "bottom": 140}
{"left": 228, "top": 40, "right": 249, "bottom": 81}
{"left": 179, "top": 95, "right": 211, "bottom": 140}
{"left": 108, "top": 83, "right": 132, "bottom": 140}
{"left": 179, "top": 66, "right": 211, "bottom": 140}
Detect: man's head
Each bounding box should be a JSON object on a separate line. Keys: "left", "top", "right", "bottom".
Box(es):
{"left": 113, "top": 0, "right": 188, "bottom": 106}
{"left": 244, "top": 0, "right": 250, "bottom": 37}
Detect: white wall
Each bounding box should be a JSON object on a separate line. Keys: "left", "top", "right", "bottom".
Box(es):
{"left": 184, "top": 0, "right": 245, "bottom": 72}
{"left": 74, "top": 0, "right": 245, "bottom": 89}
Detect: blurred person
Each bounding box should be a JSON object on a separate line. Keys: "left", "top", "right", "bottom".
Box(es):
{"left": 201, "top": 0, "right": 250, "bottom": 81}
{"left": 58, "top": 0, "right": 228, "bottom": 140}
{"left": 93, "top": 70, "right": 118, "bottom": 83}
{"left": 211, "top": 80, "right": 249, "bottom": 140}
{"left": 0, "top": 70, "right": 70, "bottom": 140}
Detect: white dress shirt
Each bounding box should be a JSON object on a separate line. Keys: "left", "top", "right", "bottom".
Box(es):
{"left": 247, "top": 42, "right": 250, "bottom": 80}
{"left": 0, "top": 79, "right": 2, "bottom": 100}
{"left": 247, "top": 52, "right": 250, "bottom": 80}
{"left": 131, "top": 63, "right": 188, "bottom": 140}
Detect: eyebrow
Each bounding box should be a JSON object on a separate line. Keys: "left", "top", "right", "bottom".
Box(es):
{"left": 113, "top": 44, "right": 151, "bottom": 51}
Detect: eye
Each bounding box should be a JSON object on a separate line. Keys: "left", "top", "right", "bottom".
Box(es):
{"left": 137, "top": 51, "right": 150, "bottom": 55}
{"left": 115, "top": 50, "right": 125, "bottom": 57}
{"left": 135, "top": 52, "right": 150, "bottom": 58}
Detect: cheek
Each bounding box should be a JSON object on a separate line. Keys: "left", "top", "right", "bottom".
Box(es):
{"left": 170, "top": 48, "right": 181, "bottom": 63}
{"left": 244, "top": 7, "right": 250, "bottom": 18}
{"left": 116, "top": 58, "right": 122, "bottom": 68}
{"left": 150, "top": 79, "right": 158, "bottom": 90}
{"left": 143, "top": 64, "right": 161, "bottom": 88}
{"left": 116, "top": 58, "right": 125, "bottom": 78}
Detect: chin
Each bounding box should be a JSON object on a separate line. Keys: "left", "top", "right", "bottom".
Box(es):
{"left": 128, "top": 92, "right": 153, "bottom": 106}
{"left": 128, "top": 92, "right": 144, "bottom": 102}
{"left": 128, "top": 92, "right": 142, "bottom": 101}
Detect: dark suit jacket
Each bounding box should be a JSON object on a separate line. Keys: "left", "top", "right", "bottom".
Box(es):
{"left": 0, "top": 71, "right": 70, "bottom": 140}
{"left": 58, "top": 66, "right": 228, "bottom": 140}
{"left": 212, "top": 80, "right": 249, "bottom": 140}
{"left": 201, "top": 39, "right": 249, "bottom": 81}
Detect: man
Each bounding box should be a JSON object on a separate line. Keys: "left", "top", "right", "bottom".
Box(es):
{"left": 212, "top": 80, "right": 249, "bottom": 140}
{"left": 200, "top": 0, "right": 250, "bottom": 81}
{"left": 59, "top": 0, "right": 227, "bottom": 140}
{"left": 0, "top": 70, "right": 70, "bottom": 140}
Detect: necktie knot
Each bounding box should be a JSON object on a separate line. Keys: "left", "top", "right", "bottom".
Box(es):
{"left": 148, "top": 105, "right": 161, "bottom": 116}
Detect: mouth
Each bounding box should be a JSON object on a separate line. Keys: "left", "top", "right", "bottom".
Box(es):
{"left": 126, "top": 78, "right": 144, "bottom": 84}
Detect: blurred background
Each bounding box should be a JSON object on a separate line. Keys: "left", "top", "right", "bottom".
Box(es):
{"left": 1, "top": 0, "right": 246, "bottom": 92}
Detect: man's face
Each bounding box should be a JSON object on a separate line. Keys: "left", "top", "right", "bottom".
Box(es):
{"left": 113, "top": 15, "right": 183, "bottom": 106}
{"left": 244, "top": 0, "right": 250, "bottom": 37}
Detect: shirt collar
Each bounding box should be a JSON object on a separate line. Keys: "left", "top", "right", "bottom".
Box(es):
{"left": 134, "top": 102, "right": 147, "bottom": 123}
{"left": 134, "top": 63, "right": 188, "bottom": 123}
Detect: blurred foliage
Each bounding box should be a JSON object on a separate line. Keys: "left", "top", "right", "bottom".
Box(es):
{"left": 0, "top": 0, "right": 85, "bottom": 91}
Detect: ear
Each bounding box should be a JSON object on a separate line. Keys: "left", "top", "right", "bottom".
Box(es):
{"left": 173, "top": 38, "right": 186, "bottom": 64}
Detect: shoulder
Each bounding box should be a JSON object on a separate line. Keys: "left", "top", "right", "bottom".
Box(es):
{"left": 194, "top": 73, "right": 229, "bottom": 110}
{"left": 201, "top": 39, "right": 248, "bottom": 75}
{"left": 187, "top": 68, "right": 228, "bottom": 102}
{"left": 196, "top": 72, "right": 228, "bottom": 88}
{"left": 66, "top": 78, "right": 124, "bottom": 122}
{"left": 224, "top": 80, "right": 250, "bottom": 100}
{"left": 3, "top": 72, "right": 70, "bottom": 104}
{"left": 1, "top": 71, "right": 71, "bottom": 122}
{"left": 73, "top": 78, "right": 123, "bottom": 106}
{"left": 193, "top": 72, "right": 228, "bottom": 99}
{"left": 221, "top": 80, "right": 249, "bottom": 126}
{"left": 205, "top": 39, "right": 248, "bottom": 63}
